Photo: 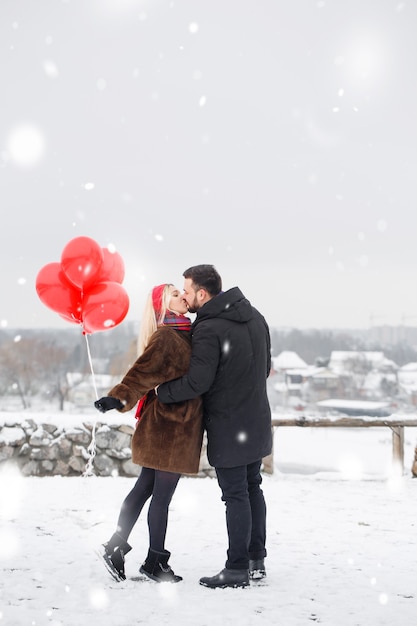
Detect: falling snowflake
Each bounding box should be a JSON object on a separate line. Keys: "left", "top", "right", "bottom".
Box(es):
{"left": 43, "top": 60, "right": 59, "bottom": 79}
{"left": 222, "top": 340, "right": 230, "bottom": 355}
{"left": 89, "top": 586, "right": 109, "bottom": 610}
{"left": 7, "top": 124, "right": 45, "bottom": 167}
{"left": 377, "top": 219, "right": 387, "bottom": 232}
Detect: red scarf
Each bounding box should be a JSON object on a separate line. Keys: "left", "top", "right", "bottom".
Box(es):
{"left": 160, "top": 310, "right": 191, "bottom": 331}
{"left": 135, "top": 393, "right": 151, "bottom": 421}
{"left": 135, "top": 312, "right": 191, "bottom": 421}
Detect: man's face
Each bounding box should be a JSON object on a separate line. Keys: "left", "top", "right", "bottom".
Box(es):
{"left": 183, "top": 278, "right": 201, "bottom": 313}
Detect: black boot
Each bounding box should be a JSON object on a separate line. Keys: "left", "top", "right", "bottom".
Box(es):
{"left": 139, "top": 548, "right": 183, "bottom": 583}
{"left": 100, "top": 532, "right": 132, "bottom": 582}
{"left": 199, "top": 568, "right": 249, "bottom": 589}
{"left": 249, "top": 558, "right": 266, "bottom": 580}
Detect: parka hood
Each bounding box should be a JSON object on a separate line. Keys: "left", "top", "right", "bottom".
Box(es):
{"left": 194, "top": 287, "right": 252, "bottom": 325}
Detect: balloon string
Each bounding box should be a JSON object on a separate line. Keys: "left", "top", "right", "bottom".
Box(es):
{"left": 84, "top": 333, "right": 99, "bottom": 401}
{"left": 83, "top": 332, "right": 98, "bottom": 477}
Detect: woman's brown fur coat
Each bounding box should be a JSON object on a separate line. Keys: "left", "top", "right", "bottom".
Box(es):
{"left": 107, "top": 326, "right": 203, "bottom": 474}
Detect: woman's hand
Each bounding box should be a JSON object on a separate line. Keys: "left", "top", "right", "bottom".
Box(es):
{"left": 94, "top": 396, "right": 124, "bottom": 413}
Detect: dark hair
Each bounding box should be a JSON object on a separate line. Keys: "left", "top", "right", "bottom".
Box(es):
{"left": 183, "top": 264, "right": 222, "bottom": 296}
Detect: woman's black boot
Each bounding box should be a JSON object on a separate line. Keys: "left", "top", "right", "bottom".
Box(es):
{"left": 139, "top": 548, "right": 183, "bottom": 583}
{"left": 100, "top": 532, "right": 132, "bottom": 582}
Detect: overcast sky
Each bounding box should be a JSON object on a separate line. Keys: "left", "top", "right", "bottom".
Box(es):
{"left": 1, "top": 0, "right": 417, "bottom": 332}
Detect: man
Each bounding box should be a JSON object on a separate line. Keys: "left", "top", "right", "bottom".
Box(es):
{"left": 156, "top": 265, "right": 272, "bottom": 589}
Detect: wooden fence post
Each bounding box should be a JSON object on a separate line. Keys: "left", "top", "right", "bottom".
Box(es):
{"left": 391, "top": 426, "right": 404, "bottom": 473}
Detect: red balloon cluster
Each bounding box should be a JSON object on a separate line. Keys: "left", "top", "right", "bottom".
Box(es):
{"left": 35, "top": 236, "right": 129, "bottom": 334}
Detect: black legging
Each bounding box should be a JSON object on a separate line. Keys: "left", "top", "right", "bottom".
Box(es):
{"left": 116, "top": 467, "right": 181, "bottom": 551}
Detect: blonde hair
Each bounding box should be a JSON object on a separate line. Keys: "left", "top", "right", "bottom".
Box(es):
{"left": 137, "top": 284, "right": 173, "bottom": 356}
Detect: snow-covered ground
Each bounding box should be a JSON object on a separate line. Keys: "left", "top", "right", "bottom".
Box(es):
{"left": 1, "top": 413, "right": 417, "bottom": 625}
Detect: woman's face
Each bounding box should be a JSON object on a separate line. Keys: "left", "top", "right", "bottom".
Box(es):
{"left": 168, "top": 286, "right": 188, "bottom": 315}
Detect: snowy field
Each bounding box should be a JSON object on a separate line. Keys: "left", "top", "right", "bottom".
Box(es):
{"left": 1, "top": 413, "right": 417, "bottom": 626}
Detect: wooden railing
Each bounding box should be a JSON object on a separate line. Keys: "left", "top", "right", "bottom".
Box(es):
{"left": 262, "top": 414, "right": 417, "bottom": 475}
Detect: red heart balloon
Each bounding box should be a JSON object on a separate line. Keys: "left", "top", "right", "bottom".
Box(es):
{"left": 81, "top": 281, "right": 129, "bottom": 334}
{"left": 96, "top": 247, "right": 125, "bottom": 284}
{"left": 35, "top": 262, "right": 82, "bottom": 323}
{"left": 61, "top": 236, "right": 103, "bottom": 291}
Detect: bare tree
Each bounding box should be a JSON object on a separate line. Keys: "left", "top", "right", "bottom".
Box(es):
{"left": 0, "top": 337, "right": 43, "bottom": 408}
{"left": 0, "top": 337, "right": 82, "bottom": 410}
{"left": 36, "top": 342, "right": 76, "bottom": 411}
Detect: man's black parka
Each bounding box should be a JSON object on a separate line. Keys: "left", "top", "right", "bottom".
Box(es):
{"left": 157, "top": 287, "right": 272, "bottom": 468}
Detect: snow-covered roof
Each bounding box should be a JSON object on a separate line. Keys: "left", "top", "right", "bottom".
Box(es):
{"left": 329, "top": 351, "right": 386, "bottom": 375}
{"left": 310, "top": 367, "right": 340, "bottom": 379}
{"left": 398, "top": 363, "right": 417, "bottom": 387}
{"left": 272, "top": 351, "right": 308, "bottom": 370}
{"left": 399, "top": 362, "right": 417, "bottom": 372}
{"left": 330, "top": 351, "right": 385, "bottom": 364}
{"left": 380, "top": 357, "right": 398, "bottom": 370}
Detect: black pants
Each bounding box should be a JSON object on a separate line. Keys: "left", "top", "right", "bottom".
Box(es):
{"left": 116, "top": 467, "right": 180, "bottom": 551}
{"left": 215, "top": 459, "right": 267, "bottom": 570}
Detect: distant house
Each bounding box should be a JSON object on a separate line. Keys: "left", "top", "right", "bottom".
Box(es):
{"left": 268, "top": 349, "right": 407, "bottom": 412}
{"left": 327, "top": 350, "right": 399, "bottom": 401}
{"left": 362, "top": 370, "right": 398, "bottom": 400}
{"left": 397, "top": 362, "right": 417, "bottom": 406}
{"left": 270, "top": 351, "right": 348, "bottom": 407}
{"left": 272, "top": 351, "right": 308, "bottom": 372}
{"left": 268, "top": 351, "right": 309, "bottom": 408}
{"left": 307, "top": 367, "right": 343, "bottom": 402}
{"left": 328, "top": 351, "right": 386, "bottom": 375}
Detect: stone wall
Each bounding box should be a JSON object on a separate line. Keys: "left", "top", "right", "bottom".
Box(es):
{"left": 0, "top": 416, "right": 213, "bottom": 477}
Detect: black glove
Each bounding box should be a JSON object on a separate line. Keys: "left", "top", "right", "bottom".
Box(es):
{"left": 94, "top": 396, "right": 124, "bottom": 413}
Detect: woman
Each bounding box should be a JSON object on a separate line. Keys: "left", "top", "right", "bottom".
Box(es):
{"left": 94, "top": 283, "right": 203, "bottom": 583}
